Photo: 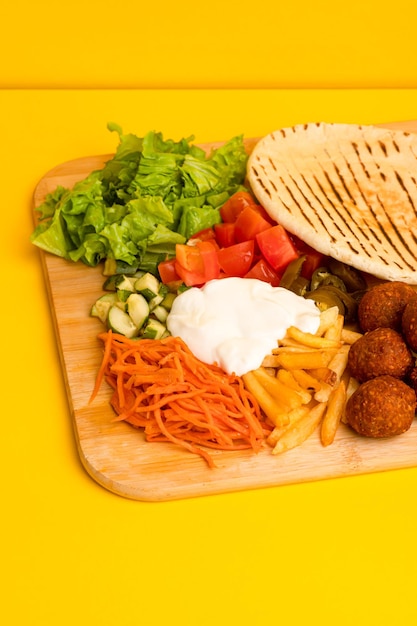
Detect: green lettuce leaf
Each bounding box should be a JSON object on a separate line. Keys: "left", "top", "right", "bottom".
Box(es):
{"left": 31, "top": 125, "right": 249, "bottom": 274}
{"left": 30, "top": 208, "right": 72, "bottom": 258}
{"left": 177, "top": 206, "right": 222, "bottom": 239}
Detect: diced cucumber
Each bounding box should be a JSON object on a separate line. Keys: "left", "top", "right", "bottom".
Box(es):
{"left": 102, "top": 258, "right": 118, "bottom": 276}
{"left": 115, "top": 275, "right": 137, "bottom": 292}
{"left": 158, "top": 283, "right": 169, "bottom": 299}
{"left": 90, "top": 293, "right": 119, "bottom": 323}
{"left": 148, "top": 292, "right": 164, "bottom": 311}
{"left": 91, "top": 269, "right": 177, "bottom": 340}
{"left": 126, "top": 293, "right": 149, "bottom": 329}
{"left": 102, "top": 274, "right": 119, "bottom": 291}
{"left": 160, "top": 291, "right": 177, "bottom": 311}
{"left": 106, "top": 259, "right": 139, "bottom": 276}
{"left": 141, "top": 319, "right": 167, "bottom": 340}
{"left": 134, "top": 273, "right": 161, "bottom": 300}
{"left": 152, "top": 305, "right": 169, "bottom": 323}
{"left": 108, "top": 306, "right": 139, "bottom": 338}
{"left": 117, "top": 289, "right": 134, "bottom": 303}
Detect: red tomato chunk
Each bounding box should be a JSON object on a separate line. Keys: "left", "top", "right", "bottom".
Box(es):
{"left": 157, "top": 191, "right": 322, "bottom": 290}
{"left": 244, "top": 258, "right": 281, "bottom": 287}
{"left": 214, "top": 222, "right": 236, "bottom": 247}
{"left": 234, "top": 206, "right": 271, "bottom": 243}
{"left": 158, "top": 257, "right": 181, "bottom": 284}
{"left": 220, "top": 191, "right": 257, "bottom": 222}
{"left": 175, "top": 241, "right": 220, "bottom": 287}
{"left": 217, "top": 240, "right": 255, "bottom": 277}
{"left": 256, "top": 225, "right": 299, "bottom": 273}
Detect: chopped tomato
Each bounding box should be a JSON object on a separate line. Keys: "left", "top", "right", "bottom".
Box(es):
{"left": 175, "top": 240, "right": 220, "bottom": 286}
{"left": 217, "top": 240, "right": 255, "bottom": 277}
{"left": 220, "top": 191, "right": 257, "bottom": 223}
{"left": 234, "top": 206, "right": 272, "bottom": 242}
{"left": 168, "top": 195, "right": 321, "bottom": 290}
{"left": 290, "top": 235, "right": 326, "bottom": 279}
{"left": 198, "top": 240, "right": 221, "bottom": 280}
{"left": 158, "top": 257, "right": 181, "bottom": 283}
{"left": 251, "top": 203, "right": 275, "bottom": 224}
{"left": 244, "top": 258, "right": 282, "bottom": 287}
{"left": 214, "top": 222, "right": 236, "bottom": 247}
{"left": 300, "top": 249, "right": 325, "bottom": 280}
{"left": 175, "top": 243, "right": 204, "bottom": 273}
{"left": 188, "top": 227, "right": 217, "bottom": 242}
{"left": 256, "top": 225, "right": 299, "bottom": 272}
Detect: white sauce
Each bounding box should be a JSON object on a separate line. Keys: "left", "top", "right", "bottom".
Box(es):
{"left": 166, "top": 277, "right": 320, "bottom": 376}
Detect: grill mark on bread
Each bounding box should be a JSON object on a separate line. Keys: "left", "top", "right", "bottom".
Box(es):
{"left": 278, "top": 177, "right": 323, "bottom": 233}
{"left": 251, "top": 148, "right": 417, "bottom": 272}
{"left": 248, "top": 123, "right": 417, "bottom": 282}
{"left": 346, "top": 141, "right": 417, "bottom": 269}
{"left": 311, "top": 170, "right": 363, "bottom": 253}
{"left": 311, "top": 148, "right": 378, "bottom": 256}
{"left": 325, "top": 158, "right": 386, "bottom": 251}
{"left": 378, "top": 140, "right": 388, "bottom": 156}
{"left": 394, "top": 170, "right": 417, "bottom": 234}
{"left": 258, "top": 162, "right": 278, "bottom": 192}
{"left": 289, "top": 173, "right": 341, "bottom": 242}
{"left": 318, "top": 170, "right": 395, "bottom": 265}
{"left": 253, "top": 151, "right": 396, "bottom": 263}
{"left": 267, "top": 156, "right": 277, "bottom": 172}
{"left": 249, "top": 165, "right": 272, "bottom": 198}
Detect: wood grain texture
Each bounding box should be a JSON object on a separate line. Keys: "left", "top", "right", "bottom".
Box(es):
{"left": 32, "top": 122, "right": 417, "bottom": 501}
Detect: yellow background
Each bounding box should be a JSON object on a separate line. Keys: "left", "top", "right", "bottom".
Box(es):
{"left": 3, "top": 1, "right": 417, "bottom": 625}
{"left": 3, "top": 88, "right": 417, "bottom": 626}
{"left": 1, "top": 0, "right": 417, "bottom": 88}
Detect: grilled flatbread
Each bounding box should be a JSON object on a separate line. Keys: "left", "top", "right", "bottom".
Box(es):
{"left": 247, "top": 122, "right": 417, "bottom": 283}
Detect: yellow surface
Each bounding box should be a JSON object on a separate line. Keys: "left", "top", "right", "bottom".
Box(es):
{"left": 3, "top": 89, "right": 417, "bottom": 625}
{"left": 2, "top": 0, "right": 417, "bottom": 88}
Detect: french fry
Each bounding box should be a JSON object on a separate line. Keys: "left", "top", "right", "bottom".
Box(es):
{"left": 244, "top": 303, "right": 362, "bottom": 454}
{"left": 291, "top": 368, "right": 323, "bottom": 392}
{"left": 327, "top": 344, "right": 350, "bottom": 384}
{"left": 276, "top": 368, "right": 312, "bottom": 404}
{"left": 324, "top": 314, "right": 344, "bottom": 342}
{"left": 341, "top": 328, "right": 363, "bottom": 344}
{"left": 286, "top": 325, "right": 342, "bottom": 349}
{"left": 252, "top": 367, "right": 307, "bottom": 410}
{"left": 307, "top": 367, "right": 338, "bottom": 386}
{"left": 272, "top": 402, "right": 328, "bottom": 454}
{"left": 267, "top": 405, "right": 311, "bottom": 446}
{"left": 272, "top": 344, "right": 319, "bottom": 353}
{"left": 314, "top": 345, "right": 350, "bottom": 402}
{"left": 346, "top": 376, "right": 360, "bottom": 400}
{"left": 262, "top": 367, "right": 277, "bottom": 377}
{"left": 320, "top": 380, "right": 346, "bottom": 446}
{"left": 273, "top": 350, "right": 337, "bottom": 371}
{"left": 242, "top": 372, "right": 290, "bottom": 427}
{"left": 315, "top": 306, "right": 340, "bottom": 336}
{"left": 314, "top": 381, "right": 335, "bottom": 403}
{"left": 275, "top": 337, "right": 322, "bottom": 350}
{"left": 341, "top": 376, "right": 360, "bottom": 423}
{"left": 261, "top": 355, "right": 282, "bottom": 368}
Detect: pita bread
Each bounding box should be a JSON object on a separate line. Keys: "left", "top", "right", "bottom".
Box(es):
{"left": 247, "top": 122, "right": 417, "bottom": 284}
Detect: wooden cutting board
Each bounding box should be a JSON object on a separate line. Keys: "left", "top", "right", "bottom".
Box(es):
{"left": 32, "top": 121, "right": 417, "bottom": 501}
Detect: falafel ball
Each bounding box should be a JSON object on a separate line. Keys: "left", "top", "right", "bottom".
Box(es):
{"left": 345, "top": 375, "right": 416, "bottom": 438}
{"left": 406, "top": 366, "right": 417, "bottom": 397}
{"left": 358, "top": 281, "right": 417, "bottom": 333}
{"left": 348, "top": 327, "right": 414, "bottom": 383}
{"left": 402, "top": 297, "right": 417, "bottom": 352}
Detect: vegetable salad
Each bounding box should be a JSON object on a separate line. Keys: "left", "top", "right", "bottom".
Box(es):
{"left": 31, "top": 124, "right": 249, "bottom": 275}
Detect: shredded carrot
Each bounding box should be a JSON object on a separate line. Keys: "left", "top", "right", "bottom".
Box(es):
{"left": 90, "top": 330, "right": 272, "bottom": 467}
